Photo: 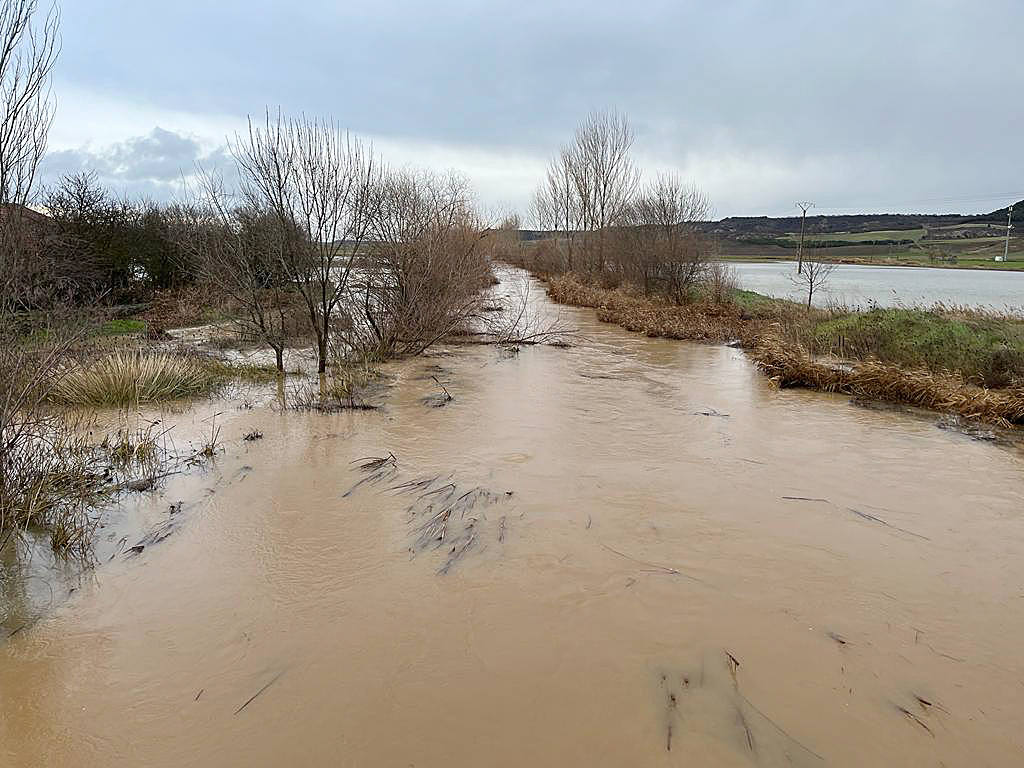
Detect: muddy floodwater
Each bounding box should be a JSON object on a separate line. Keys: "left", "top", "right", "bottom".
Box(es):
{"left": 3, "top": 272, "right": 1024, "bottom": 767}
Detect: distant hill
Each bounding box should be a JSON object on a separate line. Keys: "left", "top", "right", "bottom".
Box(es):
{"left": 699, "top": 213, "right": 961, "bottom": 238}
{"left": 517, "top": 202, "right": 1022, "bottom": 267}
{"left": 521, "top": 206, "right": 1020, "bottom": 242}
{"left": 976, "top": 200, "right": 1024, "bottom": 224}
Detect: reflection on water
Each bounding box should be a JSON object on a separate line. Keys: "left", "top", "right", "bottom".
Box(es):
{"left": 732, "top": 260, "right": 1024, "bottom": 309}
{"left": 2, "top": 270, "right": 1024, "bottom": 766}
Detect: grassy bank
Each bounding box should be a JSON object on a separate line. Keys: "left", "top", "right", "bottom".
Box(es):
{"left": 545, "top": 273, "right": 1024, "bottom": 426}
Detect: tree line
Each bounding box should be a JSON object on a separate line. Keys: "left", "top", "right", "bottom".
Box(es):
{"left": 528, "top": 109, "right": 724, "bottom": 304}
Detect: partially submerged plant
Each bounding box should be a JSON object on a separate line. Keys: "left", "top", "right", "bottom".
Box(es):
{"left": 284, "top": 359, "right": 381, "bottom": 412}
{"left": 51, "top": 350, "right": 219, "bottom": 406}
{"left": 1, "top": 413, "right": 178, "bottom": 558}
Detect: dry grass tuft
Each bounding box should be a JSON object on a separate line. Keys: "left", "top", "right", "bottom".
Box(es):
{"left": 51, "top": 351, "right": 219, "bottom": 406}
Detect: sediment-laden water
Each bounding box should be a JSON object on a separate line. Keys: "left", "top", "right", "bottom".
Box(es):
{"left": 2, "top": 271, "right": 1023, "bottom": 766}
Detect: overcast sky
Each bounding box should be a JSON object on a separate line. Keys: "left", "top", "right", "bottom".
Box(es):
{"left": 40, "top": 0, "right": 1023, "bottom": 219}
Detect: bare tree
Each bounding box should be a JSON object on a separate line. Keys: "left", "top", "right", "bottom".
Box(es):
{"left": 232, "top": 112, "right": 379, "bottom": 373}
{"left": 1, "top": 0, "right": 70, "bottom": 545}
{"left": 170, "top": 169, "right": 294, "bottom": 371}
{"left": 481, "top": 211, "right": 522, "bottom": 263}
{"left": 624, "top": 173, "right": 710, "bottom": 302}
{"left": 569, "top": 109, "right": 639, "bottom": 272}
{"left": 0, "top": 0, "right": 58, "bottom": 308}
{"left": 0, "top": 0, "right": 57, "bottom": 210}
{"left": 532, "top": 145, "right": 583, "bottom": 271}
{"left": 790, "top": 249, "right": 835, "bottom": 309}
{"left": 362, "top": 168, "right": 492, "bottom": 356}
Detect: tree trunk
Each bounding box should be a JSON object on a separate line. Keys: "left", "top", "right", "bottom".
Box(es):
{"left": 274, "top": 345, "right": 284, "bottom": 373}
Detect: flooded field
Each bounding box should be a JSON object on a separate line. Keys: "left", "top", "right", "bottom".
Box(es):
{"left": 732, "top": 260, "right": 1024, "bottom": 309}
{"left": 2, "top": 272, "right": 1024, "bottom": 766}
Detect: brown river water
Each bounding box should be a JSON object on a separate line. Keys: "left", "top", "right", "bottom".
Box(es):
{"left": 2, "top": 272, "right": 1024, "bottom": 767}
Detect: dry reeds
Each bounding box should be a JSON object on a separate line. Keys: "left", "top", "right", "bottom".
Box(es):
{"left": 547, "top": 273, "right": 762, "bottom": 344}
{"left": 753, "top": 338, "right": 1024, "bottom": 426}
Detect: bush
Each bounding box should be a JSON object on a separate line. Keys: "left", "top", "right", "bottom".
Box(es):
{"left": 704, "top": 261, "right": 739, "bottom": 305}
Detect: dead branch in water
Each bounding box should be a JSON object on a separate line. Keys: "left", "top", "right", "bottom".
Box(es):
{"left": 234, "top": 670, "right": 286, "bottom": 715}
{"left": 343, "top": 454, "right": 507, "bottom": 573}
{"left": 846, "top": 507, "right": 930, "bottom": 541}
{"left": 388, "top": 474, "right": 441, "bottom": 494}
{"left": 471, "top": 273, "right": 578, "bottom": 347}
{"left": 737, "top": 691, "right": 826, "bottom": 764}
{"left": 736, "top": 706, "right": 756, "bottom": 754}
{"left": 353, "top": 453, "right": 397, "bottom": 471}
{"left": 895, "top": 704, "right": 934, "bottom": 737}
{"left": 422, "top": 375, "right": 454, "bottom": 407}
{"left": 782, "top": 496, "right": 929, "bottom": 540}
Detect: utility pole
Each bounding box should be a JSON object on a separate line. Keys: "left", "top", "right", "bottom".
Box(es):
{"left": 1004, "top": 204, "right": 1014, "bottom": 263}
{"left": 795, "top": 201, "right": 814, "bottom": 274}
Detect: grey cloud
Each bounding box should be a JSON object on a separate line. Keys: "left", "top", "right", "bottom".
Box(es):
{"left": 47, "top": 1, "right": 1024, "bottom": 215}
{"left": 40, "top": 128, "right": 233, "bottom": 200}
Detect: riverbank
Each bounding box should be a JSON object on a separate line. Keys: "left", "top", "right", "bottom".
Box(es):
{"left": 543, "top": 273, "right": 1024, "bottom": 426}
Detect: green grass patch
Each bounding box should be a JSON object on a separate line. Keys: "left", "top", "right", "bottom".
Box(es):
{"left": 198, "top": 358, "right": 286, "bottom": 383}
{"left": 780, "top": 228, "right": 926, "bottom": 244}
{"left": 98, "top": 318, "right": 147, "bottom": 336}
{"left": 731, "top": 288, "right": 797, "bottom": 313}
{"left": 812, "top": 308, "right": 1024, "bottom": 386}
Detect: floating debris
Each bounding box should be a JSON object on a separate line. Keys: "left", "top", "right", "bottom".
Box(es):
{"left": 342, "top": 453, "right": 398, "bottom": 497}
{"left": 846, "top": 507, "right": 930, "bottom": 541}
{"left": 234, "top": 670, "right": 286, "bottom": 715}
{"left": 694, "top": 408, "right": 730, "bottom": 418}
{"left": 895, "top": 703, "right": 934, "bottom": 737}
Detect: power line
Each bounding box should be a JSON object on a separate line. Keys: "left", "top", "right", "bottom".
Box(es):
{"left": 795, "top": 201, "right": 814, "bottom": 273}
